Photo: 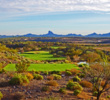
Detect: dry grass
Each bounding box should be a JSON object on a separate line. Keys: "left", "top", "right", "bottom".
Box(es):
{"left": 41, "top": 86, "right": 52, "bottom": 92}
{"left": 77, "top": 91, "right": 91, "bottom": 99}
{"left": 47, "top": 76, "right": 54, "bottom": 80}
{"left": 79, "top": 80, "right": 93, "bottom": 88}
{"left": 25, "top": 73, "right": 33, "bottom": 80}
{"left": 69, "top": 68, "right": 81, "bottom": 75}
{"left": 46, "top": 80, "right": 59, "bottom": 87}
{"left": 94, "top": 47, "right": 110, "bottom": 52}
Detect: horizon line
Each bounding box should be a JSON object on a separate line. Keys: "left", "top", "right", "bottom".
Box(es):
{"left": 0, "top": 31, "right": 110, "bottom": 36}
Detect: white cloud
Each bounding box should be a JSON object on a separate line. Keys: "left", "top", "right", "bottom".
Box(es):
{"left": 0, "top": 0, "right": 110, "bottom": 13}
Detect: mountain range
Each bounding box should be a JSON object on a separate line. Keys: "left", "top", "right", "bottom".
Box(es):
{"left": 1, "top": 31, "right": 110, "bottom": 38}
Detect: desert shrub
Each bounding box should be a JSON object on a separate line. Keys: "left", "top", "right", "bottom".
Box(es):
{"left": 65, "top": 60, "right": 70, "bottom": 63}
{"left": 77, "top": 73, "right": 85, "bottom": 78}
{"left": 69, "top": 68, "right": 80, "bottom": 75}
{"left": 34, "top": 74, "right": 43, "bottom": 80}
{"left": 32, "top": 69, "right": 36, "bottom": 74}
{"left": 93, "top": 91, "right": 98, "bottom": 96}
{"left": 1, "top": 69, "right": 6, "bottom": 73}
{"left": 51, "top": 71, "right": 61, "bottom": 75}
{"left": 59, "top": 87, "right": 67, "bottom": 94}
{"left": 43, "top": 71, "right": 49, "bottom": 75}
{"left": 66, "top": 81, "right": 83, "bottom": 91}
{"left": 73, "top": 76, "right": 81, "bottom": 82}
{"left": 9, "top": 74, "right": 29, "bottom": 85}
{"left": 61, "top": 62, "right": 64, "bottom": 64}
{"left": 25, "top": 73, "right": 33, "bottom": 80}
{"left": 9, "top": 61, "right": 12, "bottom": 64}
{"left": 47, "top": 76, "right": 54, "bottom": 80}
{"left": 107, "top": 95, "right": 110, "bottom": 98}
{"left": 0, "top": 92, "right": 3, "bottom": 100}
{"left": 19, "top": 74, "right": 29, "bottom": 85}
{"left": 65, "top": 71, "right": 72, "bottom": 76}
{"left": 41, "top": 86, "right": 52, "bottom": 92}
{"left": 79, "top": 81, "right": 92, "bottom": 88}
{"left": 52, "top": 74, "right": 62, "bottom": 80}
{"left": 46, "top": 80, "right": 58, "bottom": 87}
{"left": 1, "top": 61, "right": 6, "bottom": 64}
{"left": 35, "top": 71, "right": 41, "bottom": 74}
{"left": 78, "top": 64, "right": 84, "bottom": 67}
{"left": 73, "top": 90, "right": 81, "bottom": 96}
{"left": 79, "top": 63, "right": 89, "bottom": 68}
{"left": 9, "top": 77, "right": 20, "bottom": 85}
{"left": 8, "top": 72, "right": 15, "bottom": 78}
{"left": 15, "top": 61, "right": 30, "bottom": 72}
{"left": 12, "top": 92, "right": 24, "bottom": 100}
{"left": 66, "top": 81, "right": 74, "bottom": 90}
{"left": 0, "top": 69, "right": 6, "bottom": 74}
{"left": 0, "top": 63, "right": 3, "bottom": 73}
{"left": 83, "top": 64, "right": 90, "bottom": 68}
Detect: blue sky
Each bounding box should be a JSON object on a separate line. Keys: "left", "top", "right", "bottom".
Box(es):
{"left": 0, "top": 0, "right": 110, "bottom": 35}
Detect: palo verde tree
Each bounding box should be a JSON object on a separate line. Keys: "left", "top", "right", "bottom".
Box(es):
{"left": 82, "top": 52, "right": 101, "bottom": 63}
{"left": 84, "top": 56, "right": 110, "bottom": 100}
{"left": 15, "top": 61, "right": 30, "bottom": 73}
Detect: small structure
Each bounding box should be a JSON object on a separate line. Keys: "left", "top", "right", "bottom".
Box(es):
{"left": 77, "top": 61, "right": 89, "bottom": 65}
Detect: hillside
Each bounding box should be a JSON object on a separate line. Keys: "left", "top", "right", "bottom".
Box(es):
{"left": 0, "top": 43, "right": 30, "bottom": 67}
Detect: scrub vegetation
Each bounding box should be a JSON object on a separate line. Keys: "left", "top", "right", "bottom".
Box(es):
{"left": 0, "top": 37, "right": 110, "bottom": 100}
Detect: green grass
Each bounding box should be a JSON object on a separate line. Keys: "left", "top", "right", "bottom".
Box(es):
{"left": 4, "top": 64, "right": 79, "bottom": 71}
{"left": 51, "top": 46, "right": 66, "bottom": 49}
{"left": 20, "top": 51, "right": 66, "bottom": 60}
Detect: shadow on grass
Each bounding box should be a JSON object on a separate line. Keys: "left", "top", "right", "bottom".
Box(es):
{"left": 22, "top": 53, "right": 34, "bottom": 54}
{"left": 39, "top": 53, "right": 51, "bottom": 55}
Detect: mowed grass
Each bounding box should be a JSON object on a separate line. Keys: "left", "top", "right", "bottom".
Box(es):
{"left": 51, "top": 46, "right": 66, "bottom": 49}
{"left": 4, "top": 64, "right": 79, "bottom": 71}
{"left": 20, "top": 51, "right": 66, "bottom": 60}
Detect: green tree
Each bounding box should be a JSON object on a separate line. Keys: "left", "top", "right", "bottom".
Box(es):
{"left": 84, "top": 56, "right": 110, "bottom": 100}
{"left": 83, "top": 52, "right": 101, "bottom": 63}
{"left": 15, "top": 61, "right": 30, "bottom": 73}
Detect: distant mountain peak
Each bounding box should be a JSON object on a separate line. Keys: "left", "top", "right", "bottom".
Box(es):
{"left": 85, "top": 32, "right": 98, "bottom": 37}
{"left": 47, "top": 31, "right": 55, "bottom": 35}
{"left": 92, "top": 32, "right": 97, "bottom": 35}
{"left": 26, "top": 33, "right": 33, "bottom": 35}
